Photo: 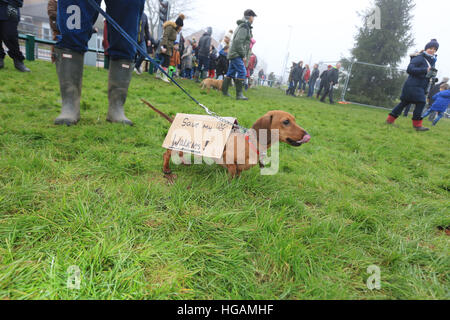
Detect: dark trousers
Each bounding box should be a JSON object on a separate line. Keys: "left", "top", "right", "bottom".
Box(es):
{"left": 321, "top": 83, "right": 335, "bottom": 103}
{"left": 198, "top": 55, "right": 209, "bottom": 72}
{"left": 390, "top": 100, "right": 425, "bottom": 121}
{"left": 0, "top": 18, "right": 25, "bottom": 61}
{"left": 291, "top": 80, "right": 300, "bottom": 95}
{"left": 403, "top": 104, "right": 413, "bottom": 116}
{"left": 316, "top": 81, "right": 326, "bottom": 98}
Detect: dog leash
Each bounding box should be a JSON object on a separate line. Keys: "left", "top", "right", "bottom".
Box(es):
{"left": 86, "top": 0, "right": 248, "bottom": 134}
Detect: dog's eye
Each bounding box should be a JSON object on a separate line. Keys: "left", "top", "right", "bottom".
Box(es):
{"left": 283, "top": 120, "right": 290, "bottom": 126}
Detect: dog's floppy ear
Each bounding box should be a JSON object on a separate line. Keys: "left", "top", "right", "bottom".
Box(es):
{"left": 252, "top": 113, "right": 273, "bottom": 146}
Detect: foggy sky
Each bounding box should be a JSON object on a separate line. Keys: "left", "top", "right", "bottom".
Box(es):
{"left": 184, "top": 0, "right": 449, "bottom": 79}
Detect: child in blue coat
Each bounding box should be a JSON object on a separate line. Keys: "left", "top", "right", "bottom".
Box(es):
{"left": 422, "top": 83, "right": 450, "bottom": 126}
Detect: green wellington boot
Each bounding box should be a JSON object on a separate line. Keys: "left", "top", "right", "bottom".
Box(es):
{"left": 54, "top": 47, "right": 84, "bottom": 126}
{"left": 107, "top": 59, "right": 134, "bottom": 126}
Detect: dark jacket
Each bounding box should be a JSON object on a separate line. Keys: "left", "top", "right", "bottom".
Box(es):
{"left": 326, "top": 67, "right": 339, "bottom": 85}
{"left": 2, "top": 0, "right": 23, "bottom": 7}
{"left": 320, "top": 70, "right": 328, "bottom": 81}
{"left": 216, "top": 49, "right": 229, "bottom": 76}
{"left": 138, "top": 12, "right": 151, "bottom": 44}
{"left": 228, "top": 19, "right": 252, "bottom": 60}
{"left": 0, "top": 0, "right": 22, "bottom": 21}
{"left": 292, "top": 65, "right": 304, "bottom": 81}
{"left": 430, "top": 90, "right": 450, "bottom": 112}
{"left": 198, "top": 30, "right": 212, "bottom": 58}
{"left": 400, "top": 52, "right": 437, "bottom": 103}
{"left": 209, "top": 49, "right": 217, "bottom": 70}
{"left": 310, "top": 68, "right": 320, "bottom": 83}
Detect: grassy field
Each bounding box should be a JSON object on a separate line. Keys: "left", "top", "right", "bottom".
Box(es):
{"left": 0, "top": 59, "right": 448, "bottom": 300}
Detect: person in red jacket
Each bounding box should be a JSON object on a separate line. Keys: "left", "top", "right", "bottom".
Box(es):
{"left": 246, "top": 53, "right": 257, "bottom": 89}
{"left": 300, "top": 64, "right": 310, "bottom": 96}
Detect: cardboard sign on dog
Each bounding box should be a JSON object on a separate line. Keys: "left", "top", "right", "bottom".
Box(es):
{"left": 162, "top": 114, "right": 237, "bottom": 159}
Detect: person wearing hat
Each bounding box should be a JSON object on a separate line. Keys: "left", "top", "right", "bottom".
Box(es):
{"left": 156, "top": 14, "right": 185, "bottom": 83}
{"left": 222, "top": 9, "right": 257, "bottom": 100}
{"left": 316, "top": 65, "right": 332, "bottom": 99}
{"left": 53, "top": 0, "right": 145, "bottom": 126}
{"left": 195, "top": 26, "right": 213, "bottom": 82}
{"left": 386, "top": 39, "right": 439, "bottom": 131}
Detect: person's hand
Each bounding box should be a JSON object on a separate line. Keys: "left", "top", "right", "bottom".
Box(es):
{"left": 243, "top": 58, "right": 247, "bottom": 65}
{"left": 147, "top": 41, "right": 151, "bottom": 47}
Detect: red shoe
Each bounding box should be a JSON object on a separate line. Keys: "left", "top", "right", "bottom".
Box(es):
{"left": 413, "top": 120, "right": 430, "bottom": 132}
{"left": 386, "top": 115, "right": 397, "bottom": 124}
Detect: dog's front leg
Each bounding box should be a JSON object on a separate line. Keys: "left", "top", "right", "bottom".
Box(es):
{"left": 227, "top": 165, "right": 241, "bottom": 179}
{"left": 163, "top": 150, "right": 173, "bottom": 174}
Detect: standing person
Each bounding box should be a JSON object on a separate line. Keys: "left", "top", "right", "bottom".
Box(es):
{"left": 195, "top": 26, "right": 212, "bottom": 82}
{"left": 289, "top": 62, "right": 302, "bottom": 96}
{"left": 316, "top": 65, "right": 331, "bottom": 99}
{"left": 258, "top": 69, "right": 265, "bottom": 86}
{"left": 245, "top": 38, "right": 256, "bottom": 89}
{"left": 422, "top": 83, "right": 450, "bottom": 126}
{"left": 286, "top": 62, "right": 296, "bottom": 95}
{"left": 222, "top": 9, "right": 257, "bottom": 100}
{"left": 181, "top": 39, "right": 193, "bottom": 79}
{"left": 426, "top": 76, "right": 449, "bottom": 121}
{"left": 386, "top": 39, "right": 439, "bottom": 132}
{"left": 53, "top": 0, "right": 145, "bottom": 126}
{"left": 301, "top": 64, "right": 310, "bottom": 96}
{"left": 247, "top": 52, "right": 257, "bottom": 88}
{"left": 0, "top": 0, "right": 30, "bottom": 72}
{"left": 296, "top": 61, "right": 305, "bottom": 95}
{"left": 216, "top": 45, "right": 229, "bottom": 80}
{"left": 157, "top": 14, "right": 185, "bottom": 83}
{"left": 134, "top": 11, "right": 151, "bottom": 75}
{"left": 218, "top": 29, "right": 233, "bottom": 52}
{"left": 208, "top": 45, "right": 217, "bottom": 78}
{"left": 320, "top": 63, "right": 341, "bottom": 104}
{"left": 268, "top": 72, "right": 275, "bottom": 88}
{"left": 168, "top": 41, "right": 180, "bottom": 78}
{"left": 308, "top": 64, "right": 320, "bottom": 97}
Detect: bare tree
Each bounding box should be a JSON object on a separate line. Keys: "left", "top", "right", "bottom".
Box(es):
{"left": 145, "top": 0, "right": 196, "bottom": 39}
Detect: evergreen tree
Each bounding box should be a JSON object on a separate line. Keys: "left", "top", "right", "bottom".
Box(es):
{"left": 342, "top": 0, "right": 415, "bottom": 107}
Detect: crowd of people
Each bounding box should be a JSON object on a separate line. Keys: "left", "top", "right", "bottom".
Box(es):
{"left": 286, "top": 62, "right": 342, "bottom": 104}
{"left": 148, "top": 9, "right": 260, "bottom": 101}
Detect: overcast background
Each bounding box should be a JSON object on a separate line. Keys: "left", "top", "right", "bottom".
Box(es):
{"left": 183, "top": 0, "right": 449, "bottom": 79}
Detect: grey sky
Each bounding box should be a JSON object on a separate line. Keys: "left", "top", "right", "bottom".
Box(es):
{"left": 184, "top": 0, "right": 449, "bottom": 79}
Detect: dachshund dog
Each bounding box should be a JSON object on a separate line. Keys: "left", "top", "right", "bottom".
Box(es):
{"left": 142, "top": 100, "right": 311, "bottom": 179}
{"left": 200, "top": 78, "right": 223, "bottom": 93}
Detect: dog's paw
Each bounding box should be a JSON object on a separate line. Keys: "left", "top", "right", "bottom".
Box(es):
{"left": 164, "top": 173, "right": 178, "bottom": 185}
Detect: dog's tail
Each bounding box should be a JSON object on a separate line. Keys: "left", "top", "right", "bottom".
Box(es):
{"left": 141, "top": 99, "right": 174, "bottom": 124}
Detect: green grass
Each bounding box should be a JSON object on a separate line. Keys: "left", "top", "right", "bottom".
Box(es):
{"left": 0, "top": 59, "right": 449, "bottom": 300}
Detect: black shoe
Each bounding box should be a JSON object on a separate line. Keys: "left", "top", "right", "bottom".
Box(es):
{"left": 0, "top": 58, "right": 4, "bottom": 69}
{"left": 14, "top": 60, "right": 30, "bottom": 72}
{"left": 415, "top": 126, "right": 430, "bottom": 132}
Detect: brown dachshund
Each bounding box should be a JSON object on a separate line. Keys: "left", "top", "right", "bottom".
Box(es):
{"left": 200, "top": 78, "right": 223, "bottom": 93}
{"left": 142, "top": 100, "right": 311, "bottom": 178}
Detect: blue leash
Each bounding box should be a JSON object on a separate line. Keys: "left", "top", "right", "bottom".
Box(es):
{"left": 86, "top": 0, "right": 247, "bottom": 133}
